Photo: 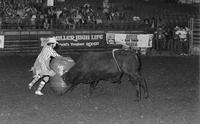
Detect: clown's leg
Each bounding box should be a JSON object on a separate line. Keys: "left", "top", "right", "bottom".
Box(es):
{"left": 35, "top": 76, "right": 49, "bottom": 96}
{"left": 29, "top": 75, "right": 41, "bottom": 89}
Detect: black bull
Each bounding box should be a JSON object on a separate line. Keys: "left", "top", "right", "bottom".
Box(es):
{"left": 50, "top": 49, "right": 149, "bottom": 100}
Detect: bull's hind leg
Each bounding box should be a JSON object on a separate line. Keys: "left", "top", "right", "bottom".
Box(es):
{"left": 137, "top": 71, "right": 149, "bottom": 99}
{"left": 128, "top": 75, "right": 142, "bottom": 101}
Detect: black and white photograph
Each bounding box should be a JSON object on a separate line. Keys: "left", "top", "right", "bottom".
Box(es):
{"left": 0, "top": 0, "right": 199, "bottom": 123}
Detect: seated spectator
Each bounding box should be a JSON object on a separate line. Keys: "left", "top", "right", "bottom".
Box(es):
{"left": 36, "top": 11, "right": 45, "bottom": 29}
{"left": 47, "top": 7, "right": 55, "bottom": 29}
{"left": 0, "top": 16, "right": 2, "bottom": 29}
{"left": 56, "top": 8, "right": 62, "bottom": 20}
{"left": 144, "top": 18, "right": 150, "bottom": 25}
{"left": 30, "top": 14, "right": 37, "bottom": 28}
{"left": 119, "top": 11, "right": 125, "bottom": 21}
{"left": 66, "top": 16, "right": 75, "bottom": 29}
{"left": 59, "top": 13, "right": 67, "bottom": 29}
{"left": 16, "top": 7, "right": 25, "bottom": 18}
{"left": 73, "top": 11, "right": 83, "bottom": 28}
{"left": 84, "top": 3, "right": 90, "bottom": 8}
{"left": 96, "top": 15, "right": 103, "bottom": 25}
{"left": 150, "top": 16, "right": 157, "bottom": 29}
{"left": 109, "top": 11, "right": 115, "bottom": 21}
{"left": 132, "top": 16, "right": 141, "bottom": 29}
{"left": 103, "top": 0, "right": 110, "bottom": 20}
{"left": 144, "top": 18, "right": 151, "bottom": 30}
{"left": 133, "top": 16, "right": 141, "bottom": 22}
{"left": 43, "top": 18, "right": 50, "bottom": 30}
{"left": 16, "top": 15, "right": 22, "bottom": 30}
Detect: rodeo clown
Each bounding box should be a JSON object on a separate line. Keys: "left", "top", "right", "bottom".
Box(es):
{"left": 28, "top": 37, "right": 73, "bottom": 96}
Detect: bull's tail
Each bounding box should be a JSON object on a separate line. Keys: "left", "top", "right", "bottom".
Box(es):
{"left": 112, "top": 49, "right": 122, "bottom": 72}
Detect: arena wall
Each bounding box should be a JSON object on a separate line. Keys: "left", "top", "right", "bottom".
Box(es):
{"left": 0, "top": 30, "right": 143, "bottom": 56}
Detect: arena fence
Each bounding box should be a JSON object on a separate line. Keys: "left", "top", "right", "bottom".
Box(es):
{"left": 189, "top": 18, "right": 200, "bottom": 55}
{"left": 0, "top": 30, "right": 144, "bottom": 56}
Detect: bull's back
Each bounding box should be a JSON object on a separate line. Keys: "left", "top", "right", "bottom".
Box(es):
{"left": 78, "top": 51, "right": 119, "bottom": 72}
{"left": 77, "top": 50, "right": 140, "bottom": 73}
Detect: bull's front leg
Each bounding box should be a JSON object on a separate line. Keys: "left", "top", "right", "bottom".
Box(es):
{"left": 128, "top": 75, "right": 143, "bottom": 101}
{"left": 89, "top": 81, "right": 99, "bottom": 96}
{"left": 129, "top": 74, "right": 149, "bottom": 101}
{"left": 136, "top": 81, "right": 142, "bottom": 101}
{"left": 141, "top": 78, "right": 149, "bottom": 99}
{"left": 135, "top": 77, "right": 149, "bottom": 100}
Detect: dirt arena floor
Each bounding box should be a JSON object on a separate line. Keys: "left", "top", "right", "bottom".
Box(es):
{"left": 0, "top": 55, "right": 199, "bottom": 124}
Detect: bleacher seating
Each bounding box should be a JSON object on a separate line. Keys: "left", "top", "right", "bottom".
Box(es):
{"left": 0, "top": 0, "right": 199, "bottom": 31}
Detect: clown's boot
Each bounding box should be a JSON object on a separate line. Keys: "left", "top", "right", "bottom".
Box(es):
{"left": 29, "top": 75, "right": 41, "bottom": 90}
{"left": 35, "top": 81, "right": 46, "bottom": 96}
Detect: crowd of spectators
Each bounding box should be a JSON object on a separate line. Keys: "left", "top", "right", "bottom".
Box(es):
{"left": 0, "top": 0, "right": 105, "bottom": 30}
{"left": 0, "top": 0, "right": 165, "bottom": 30}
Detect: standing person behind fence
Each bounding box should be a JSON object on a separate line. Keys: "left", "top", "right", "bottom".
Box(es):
{"left": 165, "top": 27, "right": 174, "bottom": 50}
{"left": 175, "top": 26, "right": 188, "bottom": 55}
{"left": 154, "top": 26, "right": 165, "bottom": 51}
{"left": 28, "top": 37, "right": 61, "bottom": 96}
{"left": 173, "top": 26, "right": 180, "bottom": 52}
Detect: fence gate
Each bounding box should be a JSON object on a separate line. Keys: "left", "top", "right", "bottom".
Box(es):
{"left": 189, "top": 18, "right": 200, "bottom": 55}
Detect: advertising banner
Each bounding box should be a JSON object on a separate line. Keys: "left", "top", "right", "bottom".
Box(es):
{"left": 137, "top": 34, "right": 153, "bottom": 47}
{"left": 55, "top": 33, "right": 105, "bottom": 48}
{"left": 106, "top": 33, "right": 153, "bottom": 48}
{"left": 41, "top": 33, "right": 105, "bottom": 48}
{"left": 0, "top": 35, "right": 4, "bottom": 48}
